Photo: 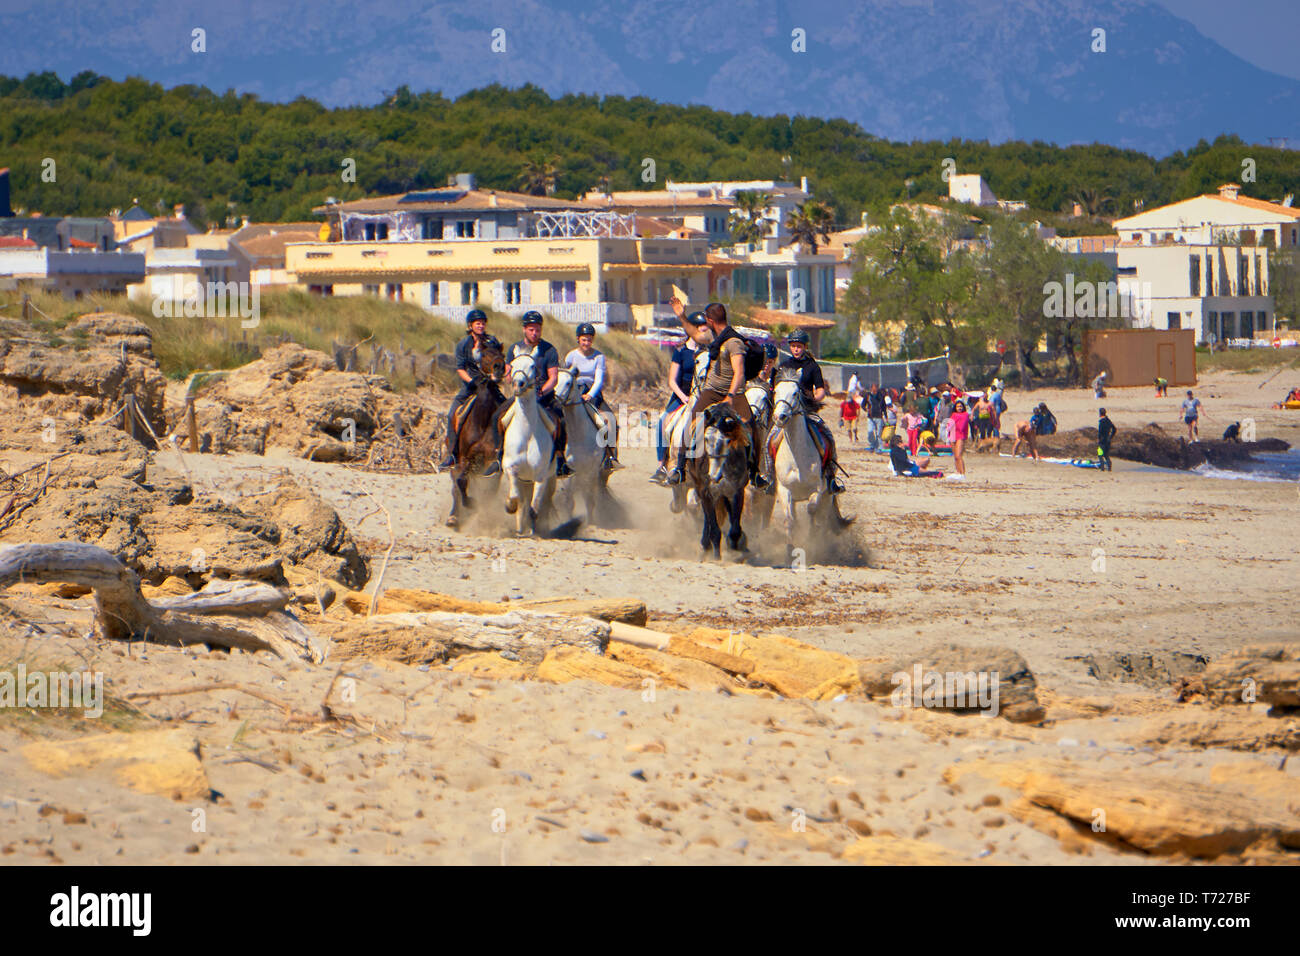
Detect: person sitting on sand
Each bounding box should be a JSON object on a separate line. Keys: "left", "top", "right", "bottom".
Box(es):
{"left": 1010, "top": 419, "right": 1041, "bottom": 460}
{"left": 888, "top": 432, "right": 943, "bottom": 478}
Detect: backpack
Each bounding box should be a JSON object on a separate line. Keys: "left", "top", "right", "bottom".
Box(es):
{"left": 712, "top": 327, "right": 765, "bottom": 382}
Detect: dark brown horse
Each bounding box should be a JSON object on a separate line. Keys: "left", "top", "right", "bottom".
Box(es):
{"left": 686, "top": 402, "right": 751, "bottom": 560}
{"left": 445, "top": 343, "right": 506, "bottom": 528}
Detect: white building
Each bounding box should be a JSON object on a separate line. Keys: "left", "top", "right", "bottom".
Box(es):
{"left": 948, "top": 173, "right": 997, "bottom": 207}
{"left": 1112, "top": 185, "right": 1300, "bottom": 344}
{"left": 0, "top": 246, "right": 145, "bottom": 298}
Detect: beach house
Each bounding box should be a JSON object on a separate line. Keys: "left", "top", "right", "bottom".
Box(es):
{"left": 285, "top": 175, "right": 710, "bottom": 331}
{"left": 1112, "top": 184, "right": 1299, "bottom": 344}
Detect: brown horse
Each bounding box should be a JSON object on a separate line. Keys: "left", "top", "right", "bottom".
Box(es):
{"left": 445, "top": 343, "right": 506, "bottom": 528}
{"left": 686, "top": 402, "right": 751, "bottom": 560}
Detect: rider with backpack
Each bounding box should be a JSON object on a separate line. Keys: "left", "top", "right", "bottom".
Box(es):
{"left": 777, "top": 329, "right": 846, "bottom": 495}
{"left": 671, "top": 302, "right": 768, "bottom": 489}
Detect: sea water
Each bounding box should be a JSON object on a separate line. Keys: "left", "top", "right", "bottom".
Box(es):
{"left": 1193, "top": 450, "right": 1300, "bottom": 483}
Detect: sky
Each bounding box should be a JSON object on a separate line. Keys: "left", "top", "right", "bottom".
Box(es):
{"left": 1153, "top": 0, "right": 1300, "bottom": 80}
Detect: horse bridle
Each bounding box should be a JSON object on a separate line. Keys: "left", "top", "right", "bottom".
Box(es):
{"left": 772, "top": 378, "right": 806, "bottom": 425}
{"left": 509, "top": 355, "right": 537, "bottom": 393}
{"left": 553, "top": 367, "right": 585, "bottom": 407}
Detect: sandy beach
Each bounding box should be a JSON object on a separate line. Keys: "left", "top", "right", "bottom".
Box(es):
{"left": 1, "top": 364, "right": 1298, "bottom": 865}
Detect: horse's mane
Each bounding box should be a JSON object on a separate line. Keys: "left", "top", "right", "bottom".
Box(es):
{"left": 773, "top": 372, "right": 825, "bottom": 414}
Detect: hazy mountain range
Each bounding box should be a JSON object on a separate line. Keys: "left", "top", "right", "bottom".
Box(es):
{"left": 3, "top": 0, "right": 1298, "bottom": 156}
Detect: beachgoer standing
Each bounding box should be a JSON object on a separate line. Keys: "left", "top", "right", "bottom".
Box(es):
{"left": 1097, "top": 408, "right": 1116, "bottom": 472}
{"left": 1180, "top": 390, "right": 1203, "bottom": 441}
{"left": 948, "top": 399, "right": 971, "bottom": 478}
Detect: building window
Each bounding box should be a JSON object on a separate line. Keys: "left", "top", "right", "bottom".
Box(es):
{"left": 1258, "top": 311, "right": 1269, "bottom": 331}
{"left": 386, "top": 284, "right": 403, "bottom": 301}
{"left": 1207, "top": 311, "right": 1218, "bottom": 341}
{"left": 1242, "top": 311, "right": 1254, "bottom": 337}
{"left": 363, "top": 284, "right": 380, "bottom": 296}
{"left": 364, "top": 223, "right": 389, "bottom": 241}
{"left": 309, "top": 284, "right": 334, "bottom": 296}
{"left": 429, "top": 282, "right": 439, "bottom": 305}
{"left": 1189, "top": 255, "right": 1200, "bottom": 296}
{"left": 1167, "top": 312, "right": 1181, "bottom": 330}
{"left": 504, "top": 281, "right": 522, "bottom": 305}
{"left": 1221, "top": 312, "right": 1235, "bottom": 338}
{"left": 455, "top": 220, "right": 475, "bottom": 239}
{"left": 549, "top": 280, "right": 576, "bottom": 304}
{"left": 422, "top": 219, "right": 443, "bottom": 240}
{"left": 1238, "top": 257, "right": 1247, "bottom": 295}
{"left": 461, "top": 282, "right": 479, "bottom": 305}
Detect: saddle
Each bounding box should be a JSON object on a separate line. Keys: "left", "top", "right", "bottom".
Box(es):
{"left": 769, "top": 416, "right": 834, "bottom": 469}
{"left": 452, "top": 394, "right": 477, "bottom": 435}
{"left": 499, "top": 399, "right": 559, "bottom": 441}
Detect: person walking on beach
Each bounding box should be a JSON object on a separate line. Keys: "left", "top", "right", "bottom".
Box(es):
{"left": 865, "top": 383, "right": 886, "bottom": 451}
{"left": 1092, "top": 370, "right": 1107, "bottom": 398}
{"left": 1097, "top": 408, "right": 1116, "bottom": 472}
{"left": 840, "top": 392, "right": 860, "bottom": 442}
{"left": 948, "top": 399, "right": 971, "bottom": 478}
{"left": 1180, "top": 390, "right": 1203, "bottom": 441}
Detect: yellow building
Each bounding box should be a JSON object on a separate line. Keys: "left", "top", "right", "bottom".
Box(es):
{"left": 288, "top": 179, "right": 711, "bottom": 330}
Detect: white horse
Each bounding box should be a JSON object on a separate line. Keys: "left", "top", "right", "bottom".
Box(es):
{"left": 770, "top": 377, "right": 851, "bottom": 544}
{"left": 553, "top": 366, "right": 607, "bottom": 524}
{"left": 666, "top": 348, "right": 712, "bottom": 515}
{"left": 500, "top": 354, "right": 556, "bottom": 536}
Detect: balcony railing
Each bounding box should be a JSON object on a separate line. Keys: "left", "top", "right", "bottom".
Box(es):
{"left": 426, "top": 301, "right": 633, "bottom": 330}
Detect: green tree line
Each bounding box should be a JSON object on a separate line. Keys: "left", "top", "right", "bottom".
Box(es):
{"left": 4, "top": 71, "right": 1299, "bottom": 231}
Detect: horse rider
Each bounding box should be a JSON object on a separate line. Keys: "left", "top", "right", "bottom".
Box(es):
{"left": 778, "top": 329, "right": 845, "bottom": 494}
{"left": 670, "top": 302, "right": 769, "bottom": 489}
{"left": 651, "top": 308, "right": 710, "bottom": 485}
{"left": 495, "top": 310, "right": 571, "bottom": 477}
{"left": 566, "top": 322, "right": 619, "bottom": 472}
{"left": 440, "top": 308, "right": 502, "bottom": 476}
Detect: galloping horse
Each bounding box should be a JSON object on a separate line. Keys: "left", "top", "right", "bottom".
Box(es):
{"left": 769, "top": 376, "right": 852, "bottom": 544}
{"left": 445, "top": 343, "right": 506, "bottom": 528}
{"left": 665, "top": 348, "right": 711, "bottom": 515}
{"left": 500, "top": 354, "right": 557, "bottom": 536}
{"left": 686, "top": 402, "right": 751, "bottom": 560}
{"left": 553, "top": 366, "right": 608, "bottom": 524}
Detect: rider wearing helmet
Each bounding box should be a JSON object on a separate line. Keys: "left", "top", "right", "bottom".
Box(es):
{"left": 777, "top": 329, "right": 845, "bottom": 495}
{"left": 566, "top": 322, "right": 619, "bottom": 471}
{"left": 441, "top": 308, "right": 503, "bottom": 474}
{"left": 497, "top": 310, "right": 571, "bottom": 477}
{"left": 651, "top": 308, "right": 711, "bottom": 484}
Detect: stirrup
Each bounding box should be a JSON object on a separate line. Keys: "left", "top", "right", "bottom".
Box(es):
{"left": 482, "top": 460, "right": 501, "bottom": 478}
{"left": 556, "top": 458, "right": 573, "bottom": 477}
{"left": 665, "top": 467, "right": 686, "bottom": 486}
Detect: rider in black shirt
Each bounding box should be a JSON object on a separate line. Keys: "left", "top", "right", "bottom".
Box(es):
{"left": 441, "top": 309, "right": 502, "bottom": 475}
{"left": 776, "top": 330, "right": 844, "bottom": 494}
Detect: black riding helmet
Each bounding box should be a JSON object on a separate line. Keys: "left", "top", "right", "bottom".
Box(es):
{"left": 786, "top": 329, "right": 811, "bottom": 345}
{"left": 465, "top": 308, "right": 487, "bottom": 325}
{"left": 682, "top": 311, "right": 707, "bottom": 327}
{"left": 521, "top": 310, "right": 543, "bottom": 326}
{"left": 764, "top": 343, "right": 778, "bottom": 359}
{"left": 575, "top": 322, "right": 596, "bottom": 338}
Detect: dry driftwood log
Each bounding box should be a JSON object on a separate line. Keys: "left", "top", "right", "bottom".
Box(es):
{"left": 340, "top": 587, "right": 647, "bottom": 625}
{"left": 326, "top": 609, "right": 610, "bottom": 664}
{"left": 0, "top": 542, "right": 326, "bottom": 664}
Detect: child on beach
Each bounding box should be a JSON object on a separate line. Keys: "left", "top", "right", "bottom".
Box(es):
{"left": 839, "top": 395, "right": 860, "bottom": 442}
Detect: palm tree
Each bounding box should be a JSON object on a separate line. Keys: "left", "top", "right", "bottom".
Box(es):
{"left": 1070, "top": 187, "right": 1115, "bottom": 218}
{"left": 785, "top": 200, "right": 835, "bottom": 254}
{"left": 518, "top": 156, "right": 560, "bottom": 197}
{"left": 728, "top": 190, "right": 772, "bottom": 246}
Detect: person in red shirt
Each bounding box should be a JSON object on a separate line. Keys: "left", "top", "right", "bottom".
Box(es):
{"left": 839, "top": 395, "right": 860, "bottom": 442}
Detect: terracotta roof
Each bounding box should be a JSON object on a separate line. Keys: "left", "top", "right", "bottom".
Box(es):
{"left": 742, "top": 308, "right": 837, "bottom": 330}
{"left": 233, "top": 224, "right": 323, "bottom": 260}
{"left": 0, "top": 236, "right": 37, "bottom": 248}
{"left": 636, "top": 215, "right": 708, "bottom": 239}
{"left": 586, "top": 191, "right": 733, "bottom": 209}
{"left": 314, "top": 189, "right": 598, "bottom": 215}
{"left": 1209, "top": 193, "right": 1300, "bottom": 220}
{"left": 68, "top": 237, "right": 97, "bottom": 248}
